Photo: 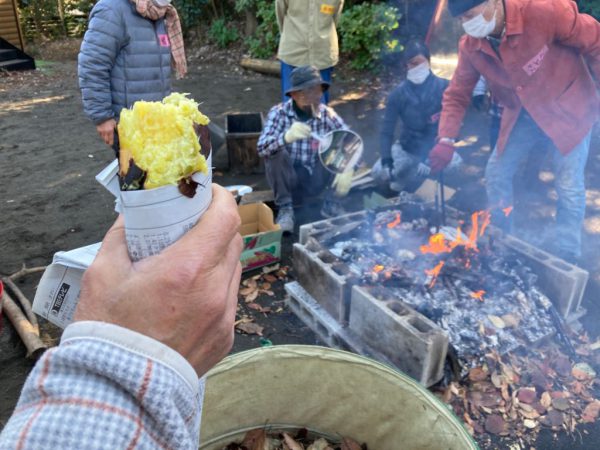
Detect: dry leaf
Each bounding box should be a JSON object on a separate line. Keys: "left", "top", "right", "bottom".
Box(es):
{"left": 491, "top": 371, "right": 504, "bottom": 388}
{"left": 240, "top": 428, "right": 267, "bottom": 450}
{"left": 306, "top": 438, "right": 332, "bottom": 450}
{"left": 245, "top": 290, "right": 259, "bottom": 303}
{"left": 581, "top": 400, "right": 600, "bottom": 423}
{"left": 263, "top": 274, "right": 277, "bottom": 283}
{"left": 553, "top": 356, "right": 572, "bottom": 378}
{"left": 488, "top": 315, "right": 506, "bottom": 329}
{"left": 484, "top": 414, "right": 507, "bottom": 435}
{"left": 572, "top": 362, "right": 596, "bottom": 381}
{"left": 517, "top": 388, "right": 537, "bottom": 404}
{"left": 469, "top": 367, "right": 489, "bottom": 382}
{"left": 262, "top": 290, "right": 275, "bottom": 297}
{"left": 261, "top": 282, "right": 272, "bottom": 290}
{"left": 282, "top": 433, "right": 303, "bottom": 450}
{"left": 340, "top": 437, "right": 362, "bottom": 450}
{"left": 240, "top": 286, "right": 258, "bottom": 296}
{"left": 235, "top": 322, "right": 264, "bottom": 336}
{"left": 552, "top": 397, "right": 571, "bottom": 411}
{"left": 523, "top": 419, "right": 538, "bottom": 429}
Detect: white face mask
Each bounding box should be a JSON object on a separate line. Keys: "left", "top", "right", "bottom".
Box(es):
{"left": 406, "top": 62, "right": 430, "bottom": 85}
{"left": 462, "top": 9, "right": 497, "bottom": 38}
{"left": 153, "top": 0, "right": 171, "bottom": 7}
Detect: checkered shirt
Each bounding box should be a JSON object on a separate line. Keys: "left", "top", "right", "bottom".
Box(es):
{"left": 257, "top": 100, "right": 348, "bottom": 169}
{"left": 0, "top": 321, "right": 204, "bottom": 449}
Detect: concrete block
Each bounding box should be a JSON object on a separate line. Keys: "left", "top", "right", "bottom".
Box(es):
{"left": 298, "top": 211, "right": 366, "bottom": 245}
{"left": 349, "top": 285, "right": 448, "bottom": 387}
{"left": 501, "top": 234, "right": 589, "bottom": 318}
{"left": 292, "top": 242, "right": 353, "bottom": 323}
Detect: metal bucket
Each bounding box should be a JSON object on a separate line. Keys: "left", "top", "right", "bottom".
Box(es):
{"left": 200, "top": 345, "right": 478, "bottom": 450}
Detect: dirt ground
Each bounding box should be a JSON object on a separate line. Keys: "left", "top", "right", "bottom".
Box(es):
{"left": 3, "top": 40, "right": 600, "bottom": 448}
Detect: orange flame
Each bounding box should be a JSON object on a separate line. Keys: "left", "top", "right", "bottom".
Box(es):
{"left": 502, "top": 206, "right": 514, "bottom": 217}
{"left": 387, "top": 212, "right": 401, "bottom": 229}
{"left": 470, "top": 290, "right": 485, "bottom": 301}
{"left": 373, "top": 265, "right": 384, "bottom": 273}
{"left": 425, "top": 261, "right": 445, "bottom": 288}
{"left": 478, "top": 210, "right": 491, "bottom": 237}
{"left": 420, "top": 233, "right": 452, "bottom": 254}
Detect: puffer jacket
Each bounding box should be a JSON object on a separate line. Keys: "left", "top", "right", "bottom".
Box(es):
{"left": 380, "top": 73, "right": 449, "bottom": 162}
{"left": 78, "top": 0, "right": 172, "bottom": 125}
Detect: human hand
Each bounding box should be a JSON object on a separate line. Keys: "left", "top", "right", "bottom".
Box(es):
{"left": 428, "top": 141, "right": 455, "bottom": 173}
{"left": 96, "top": 118, "right": 117, "bottom": 146}
{"left": 416, "top": 162, "right": 431, "bottom": 177}
{"left": 284, "top": 122, "right": 311, "bottom": 143}
{"left": 74, "top": 184, "right": 243, "bottom": 377}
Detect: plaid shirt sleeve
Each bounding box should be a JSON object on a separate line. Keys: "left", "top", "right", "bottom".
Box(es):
{"left": 0, "top": 321, "right": 204, "bottom": 450}
{"left": 257, "top": 104, "right": 288, "bottom": 157}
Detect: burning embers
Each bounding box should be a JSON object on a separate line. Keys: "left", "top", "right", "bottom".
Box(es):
{"left": 326, "top": 207, "right": 555, "bottom": 373}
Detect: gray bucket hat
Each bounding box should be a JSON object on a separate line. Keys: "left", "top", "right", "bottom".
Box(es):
{"left": 285, "top": 65, "right": 330, "bottom": 96}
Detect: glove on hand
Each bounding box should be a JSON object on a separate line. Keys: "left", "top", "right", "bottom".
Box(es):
{"left": 428, "top": 141, "right": 455, "bottom": 173}
{"left": 284, "top": 122, "right": 311, "bottom": 144}
{"left": 332, "top": 169, "right": 354, "bottom": 197}
{"left": 416, "top": 162, "right": 431, "bottom": 177}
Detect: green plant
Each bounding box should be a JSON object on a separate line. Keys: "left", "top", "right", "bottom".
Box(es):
{"left": 208, "top": 17, "right": 239, "bottom": 48}
{"left": 235, "top": 0, "right": 278, "bottom": 59}
{"left": 338, "top": 3, "right": 402, "bottom": 70}
{"left": 175, "top": 0, "right": 209, "bottom": 35}
{"left": 579, "top": 0, "right": 600, "bottom": 19}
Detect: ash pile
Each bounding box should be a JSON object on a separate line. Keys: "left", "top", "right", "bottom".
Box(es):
{"left": 317, "top": 204, "right": 557, "bottom": 374}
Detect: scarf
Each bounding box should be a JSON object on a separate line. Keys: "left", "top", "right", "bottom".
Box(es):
{"left": 131, "top": 0, "right": 187, "bottom": 79}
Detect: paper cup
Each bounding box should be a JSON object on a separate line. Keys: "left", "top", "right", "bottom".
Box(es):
{"left": 119, "top": 153, "right": 212, "bottom": 261}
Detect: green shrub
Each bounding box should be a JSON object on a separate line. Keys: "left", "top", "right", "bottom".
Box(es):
{"left": 338, "top": 3, "right": 402, "bottom": 70}
{"left": 175, "top": 0, "right": 209, "bottom": 35}
{"left": 235, "top": 0, "right": 279, "bottom": 59}
{"left": 579, "top": 0, "right": 600, "bottom": 19}
{"left": 208, "top": 17, "right": 239, "bottom": 48}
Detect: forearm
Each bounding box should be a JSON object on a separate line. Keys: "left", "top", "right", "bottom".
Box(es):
{"left": 0, "top": 321, "right": 203, "bottom": 450}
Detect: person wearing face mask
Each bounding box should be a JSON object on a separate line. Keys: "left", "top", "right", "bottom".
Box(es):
{"left": 375, "top": 39, "right": 450, "bottom": 193}
{"left": 257, "top": 66, "right": 350, "bottom": 233}
{"left": 78, "top": 0, "right": 186, "bottom": 157}
{"left": 428, "top": 0, "right": 600, "bottom": 264}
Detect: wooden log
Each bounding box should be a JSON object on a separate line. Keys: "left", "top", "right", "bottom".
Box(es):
{"left": 2, "top": 291, "right": 46, "bottom": 359}
{"left": 2, "top": 276, "right": 39, "bottom": 334}
{"left": 240, "top": 58, "right": 280, "bottom": 76}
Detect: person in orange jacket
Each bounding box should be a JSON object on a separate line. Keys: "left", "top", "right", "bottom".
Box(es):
{"left": 428, "top": 0, "right": 600, "bottom": 263}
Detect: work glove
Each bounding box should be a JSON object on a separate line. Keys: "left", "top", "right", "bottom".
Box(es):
{"left": 332, "top": 169, "right": 354, "bottom": 197}
{"left": 428, "top": 141, "right": 455, "bottom": 173}
{"left": 284, "top": 122, "right": 311, "bottom": 144}
{"left": 416, "top": 162, "right": 431, "bottom": 177}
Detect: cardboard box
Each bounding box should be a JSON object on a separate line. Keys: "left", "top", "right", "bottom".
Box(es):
{"left": 238, "top": 203, "right": 282, "bottom": 272}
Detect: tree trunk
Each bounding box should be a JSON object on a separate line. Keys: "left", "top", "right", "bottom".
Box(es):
{"left": 244, "top": 9, "right": 258, "bottom": 36}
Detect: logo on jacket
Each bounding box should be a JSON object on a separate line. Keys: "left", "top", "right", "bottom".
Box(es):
{"left": 523, "top": 45, "right": 548, "bottom": 76}
{"left": 158, "top": 34, "right": 170, "bottom": 47}
{"left": 430, "top": 112, "right": 441, "bottom": 123}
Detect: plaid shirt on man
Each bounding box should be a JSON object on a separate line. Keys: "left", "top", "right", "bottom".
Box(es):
{"left": 257, "top": 100, "right": 347, "bottom": 169}
{"left": 0, "top": 321, "right": 203, "bottom": 450}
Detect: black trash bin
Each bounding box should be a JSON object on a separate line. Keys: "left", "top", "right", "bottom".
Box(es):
{"left": 225, "top": 113, "right": 264, "bottom": 174}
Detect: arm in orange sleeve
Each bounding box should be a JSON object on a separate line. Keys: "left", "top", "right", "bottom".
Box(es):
{"left": 554, "top": 0, "right": 600, "bottom": 83}
{"left": 438, "top": 39, "right": 481, "bottom": 140}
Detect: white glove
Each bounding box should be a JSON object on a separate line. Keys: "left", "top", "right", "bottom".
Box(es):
{"left": 284, "top": 122, "right": 311, "bottom": 144}
{"left": 332, "top": 169, "right": 354, "bottom": 197}
{"left": 416, "top": 162, "right": 431, "bottom": 177}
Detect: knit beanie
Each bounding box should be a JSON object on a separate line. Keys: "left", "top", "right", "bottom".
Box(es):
{"left": 403, "top": 39, "right": 430, "bottom": 64}
{"left": 447, "top": 0, "right": 487, "bottom": 17}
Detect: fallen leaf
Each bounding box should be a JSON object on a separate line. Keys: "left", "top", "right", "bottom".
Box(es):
{"left": 541, "top": 410, "right": 564, "bottom": 428}
{"left": 263, "top": 274, "right": 277, "bottom": 283}
{"left": 261, "top": 282, "right": 272, "bottom": 290}
{"left": 572, "top": 362, "right": 596, "bottom": 381}
{"left": 240, "top": 428, "right": 267, "bottom": 450}
{"left": 491, "top": 371, "right": 504, "bottom": 388}
{"left": 484, "top": 414, "right": 507, "bottom": 435}
{"left": 581, "top": 400, "right": 600, "bottom": 423}
{"left": 488, "top": 315, "right": 506, "bottom": 329}
{"left": 262, "top": 290, "right": 275, "bottom": 297}
{"left": 517, "top": 388, "right": 537, "bottom": 404}
{"left": 552, "top": 397, "right": 571, "bottom": 411}
{"left": 307, "top": 438, "right": 332, "bottom": 450}
{"left": 244, "top": 290, "right": 259, "bottom": 303}
{"left": 553, "top": 356, "right": 572, "bottom": 378}
{"left": 469, "top": 367, "right": 489, "bottom": 382}
{"left": 240, "top": 286, "right": 258, "bottom": 296}
{"left": 282, "top": 433, "right": 303, "bottom": 450}
{"left": 540, "top": 392, "right": 552, "bottom": 409}
{"left": 523, "top": 419, "right": 538, "bottom": 429}
{"left": 235, "top": 322, "right": 264, "bottom": 336}
{"left": 340, "top": 437, "right": 362, "bottom": 450}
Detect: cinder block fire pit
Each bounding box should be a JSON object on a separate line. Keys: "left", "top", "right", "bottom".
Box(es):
{"left": 286, "top": 199, "right": 589, "bottom": 387}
